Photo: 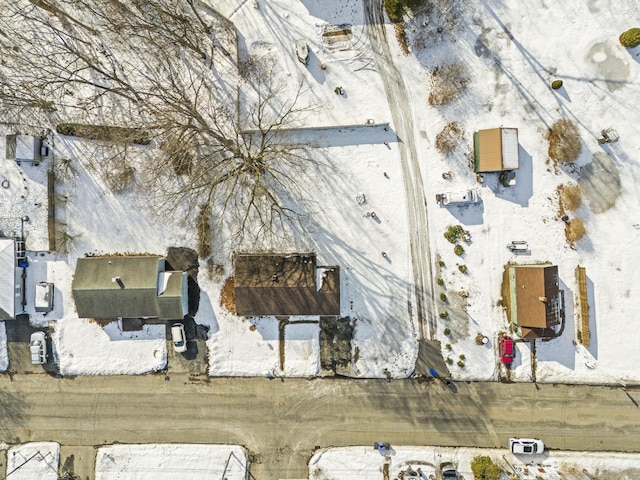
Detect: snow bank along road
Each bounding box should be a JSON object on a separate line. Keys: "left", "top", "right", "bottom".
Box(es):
{"left": 1, "top": 374, "right": 639, "bottom": 480}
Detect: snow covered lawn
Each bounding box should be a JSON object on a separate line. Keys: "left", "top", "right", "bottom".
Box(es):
{"left": 6, "top": 442, "right": 59, "bottom": 480}
{"left": 95, "top": 444, "right": 247, "bottom": 480}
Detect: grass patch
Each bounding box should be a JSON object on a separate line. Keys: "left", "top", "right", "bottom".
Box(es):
{"left": 558, "top": 184, "right": 582, "bottom": 211}
{"left": 57, "top": 123, "right": 151, "bottom": 145}
{"left": 547, "top": 119, "right": 581, "bottom": 163}
{"left": 435, "top": 122, "right": 462, "bottom": 155}
{"left": 565, "top": 217, "right": 586, "bottom": 246}
{"left": 429, "top": 63, "right": 468, "bottom": 106}
{"left": 196, "top": 204, "right": 212, "bottom": 258}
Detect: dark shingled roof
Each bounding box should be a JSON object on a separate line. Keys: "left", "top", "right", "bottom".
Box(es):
{"left": 234, "top": 253, "right": 340, "bottom": 316}
{"left": 73, "top": 256, "right": 187, "bottom": 319}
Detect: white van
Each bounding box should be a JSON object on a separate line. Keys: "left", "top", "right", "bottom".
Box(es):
{"left": 171, "top": 323, "right": 187, "bottom": 353}
{"left": 436, "top": 189, "right": 480, "bottom": 206}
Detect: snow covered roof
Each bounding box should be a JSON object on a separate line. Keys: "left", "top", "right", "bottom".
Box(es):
{"left": 73, "top": 256, "right": 187, "bottom": 319}
{"left": 234, "top": 253, "right": 340, "bottom": 316}
{"left": 5, "top": 134, "right": 42, "bottom": 162}
{"left": 474, "top": 128, "right": 519, "bottom": 172}
{"left": 0, "top": 238, "right": 16, "bottom": 320}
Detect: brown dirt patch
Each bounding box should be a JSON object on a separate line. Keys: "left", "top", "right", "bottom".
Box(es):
{"left": 565, "top": 218, "right": 586, "bottom": 246}
{"left": 429, "top": 63, "right": 468, "bottom": 106}
{"left": 220, "top": 276, "right": 237, "bottom": 314}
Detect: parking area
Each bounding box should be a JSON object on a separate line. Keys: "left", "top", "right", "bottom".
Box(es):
{"left": 5, "top": 315, "right": 58, "bottom": 375}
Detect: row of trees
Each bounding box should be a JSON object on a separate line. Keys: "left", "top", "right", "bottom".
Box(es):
{"left": 0, "top": 0, "right": 315, "bottom": 245}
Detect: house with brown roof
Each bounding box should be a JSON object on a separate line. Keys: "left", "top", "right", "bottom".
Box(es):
{"left": 233, "top": 253, "right": 340, "bottom": 316}
{"left": 474, "top": 127, "right": 519, "bottom": 172}
{"left": 504, "top": 263, "right": 562, "bottom": 339}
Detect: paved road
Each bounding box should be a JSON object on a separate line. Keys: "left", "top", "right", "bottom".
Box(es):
{"left": 1, "top": 374, "right": 640, "bottom": 479}
{"left": 363, "top": 0, "right": 437, "bottom": 339}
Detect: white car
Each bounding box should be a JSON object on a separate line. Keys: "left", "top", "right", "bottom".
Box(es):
{"left": 29, "top": 331, "right": 48, "bottom": 365}
{"left": 171, "top": 323, "right": 187, "bottom": 353}
{"left": 509, "top": 437, "right": 545, "bottom": 455}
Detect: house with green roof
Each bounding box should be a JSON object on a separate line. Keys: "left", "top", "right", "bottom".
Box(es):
{"left": 72, "top": 256, "right": 187, "bottom": 320}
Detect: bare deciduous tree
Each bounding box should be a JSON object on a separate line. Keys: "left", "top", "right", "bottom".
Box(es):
{"left": 0, "top": 0, "right": 318, "bottom": 247}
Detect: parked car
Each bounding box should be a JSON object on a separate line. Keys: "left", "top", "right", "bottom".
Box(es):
{"left": 441, "top": 465, "right": 460, "bottom": 480}
{"left": 499, "top": 336, "right": 515, "bottom": 365}
{"left": 435, "top": 189, "right": 480, "bottom": 207}
{"left": 509, "top": 437, "right": 544, "bottom": 455}
{"left": 29, "top": 331, "right": 47, "bottom": 365}
{"left": 171, "top": 323, "right": 187, "bottom": 353}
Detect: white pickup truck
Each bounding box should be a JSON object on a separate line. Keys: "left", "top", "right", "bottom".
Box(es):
{"left": 435, "top": 189, "right": 480, "bottom": 206}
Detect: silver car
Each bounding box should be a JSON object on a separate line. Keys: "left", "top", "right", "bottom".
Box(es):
{"left": 30, "top": 331, "right": 47, "bottom": 364}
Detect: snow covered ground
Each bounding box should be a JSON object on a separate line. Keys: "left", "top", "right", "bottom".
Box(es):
{"left": 95, "top": 444, "right": 247, "bottom": 480}
{"left": 310, "top": 446, "right": 640, "bottom": 480}
{"left": 6, "top": 442, "right": 59, "bottom": 480}
{"left": 0, "top": 0, "right": 638, "bottom": 385}
{"left": 0, "top": 322, "right": 8, "bottom": 372}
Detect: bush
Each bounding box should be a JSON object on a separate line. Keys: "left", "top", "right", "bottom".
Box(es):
{"left": 475, "top": 333, "right": 486, "bottom": 345}
{"left": 547, "top": 119, "right": 581, "bottom": 163}
{"left": 429, "top": 63, "right": 469, "bottom": 106}
{"left": 444, "top": 225, "right": 466, "bottom": 244}
{"left": 445, "top": 357, "right": 453, "bottom": 365}
{"left": 439, "top": 311, "right": 449, "bottom": 319}
{"left": 437, "top": 277, "right": 444, "bottom": 286}
{"left": 565, "top": 217, "right": 586, "bottom": 245}
{"left": 620, "top": 28, "right": 640, "bottom": 48}
{"left": 443, "top": 327, "right": 451, "bottom": 336}
{"left": 558, "top": 184, "right": 582, "bottom": 211}
{"left": 435, "top": 122, "right": 463, "bottom": 155}
{"left": 454, "top": 245, "right": 464, "bottom": 256}
{"left": 470, "top": 455, "right": 502, "bottom": 480}
{"left": 440, "top": 292, "right": 448, "bottom": 302}
{"left": 551, "top": 80, "right": 563, "bottom": 89}
{"left": 459, "top": 354, "right": 465, "bottom": 360}
{"left": 384, "top": 0, "right": 429, "bottom": 22}
{"left": 438, "top": 260, "right": 446, "bottom": 267}
{"left": 458, "top": 264, "right": 468, "bottom": 273}
{"left": 457, "top": 360, "right": 465, "bottom": 367}
{"left": 445, "top": 343, "right": 452, "bottom": 351}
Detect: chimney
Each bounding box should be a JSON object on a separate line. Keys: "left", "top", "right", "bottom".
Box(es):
{"left": 112, "top": 277, "right": 125, "bottom": 289}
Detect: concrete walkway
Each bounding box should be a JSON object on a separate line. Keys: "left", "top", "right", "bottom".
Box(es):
{"left": 1, "top": 374, "right": 639, "bottom": 479}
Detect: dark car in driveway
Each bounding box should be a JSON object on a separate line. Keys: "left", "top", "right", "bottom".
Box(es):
{"left": 499, "top": 336, "right": 515, "bottom": 365}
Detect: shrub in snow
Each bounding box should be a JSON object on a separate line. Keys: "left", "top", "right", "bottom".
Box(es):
{"left": 440, "top": 292, "right": 448, "bottom": 302}
{"left": 437, "top": 277, "right": 445, "bottom": 286}
{"left": 457, "top": 360, "right": 465, "bottom": 367}
{"left": 445, "top": 343, "right": 452, "bottom": 350}
{"left": 558, "top": 184, "right": 582, "bottom": 211}
{"left": 620, "top": 28, "right": 640, "bottom": 48}
{"left": 444, "top": 225, "right": 466, "bottom": 244}
{"left": 438, "top": 259, "right": 446, "bottom": 267}
{"left": 443, "top": 327, "right": 451, "bottom": 336}
{"left": 459, "top": 354, "right": 465, "bottom": 360}
{"left": 439, "top": 311, "right": 449, "bottom": 319}
{"left": 547, "top": 119, "right": 582, "bottom": 163}
{"left": 551, "top": 80, "right": 563, "bottom": 89}
{"left": 458, "top": 264, "right": 468, "bottom": 273}
{"left": 471, "top": 455, "right": 502, "bottom": 480}
{"left": 454, "top": 244, "right": 464, "bottom": 256}
{"left": 565, "top": 217, "right": 586, "bottom": 246}
{"left": 429, "top": 63, "right": 469, "bottom": 106}
{"left": 446, "top": 357, "right": 453, "bottom": 365}
{"left": 435, "top": 122, "right": 462, "bottom": 155}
